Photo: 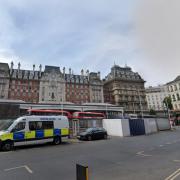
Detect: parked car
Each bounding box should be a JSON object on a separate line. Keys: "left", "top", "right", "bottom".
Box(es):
{"left": 77, "top": 127, "right": 107, "bottom": 141}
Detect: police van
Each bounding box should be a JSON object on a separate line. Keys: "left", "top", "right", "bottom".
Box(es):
{"left": 0, "top": 116, "right": 69, "bottom": 151}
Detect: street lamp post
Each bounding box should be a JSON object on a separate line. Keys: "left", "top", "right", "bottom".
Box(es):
{"left": 133, "top": 102, "right": 136, "bottom": 114}
{"left": 164, "top": 99, "right": 172, "bottom": 128}
{"left": 106, "top": 103, "right": 108, "bottom": 119}
{"left": 61, "top": 86, "right": 64, "bottom": 115}
{"left": 138, "top": 90, "right": 144, "bottom": 118}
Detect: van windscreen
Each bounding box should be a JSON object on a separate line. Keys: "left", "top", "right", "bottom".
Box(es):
{"left": 0, "top": 119, "right": 15, "bottom": 131}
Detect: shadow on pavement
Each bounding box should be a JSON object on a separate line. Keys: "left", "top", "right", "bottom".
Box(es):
{"left": 13, "top": 141, "right": 71, "bottom": 151}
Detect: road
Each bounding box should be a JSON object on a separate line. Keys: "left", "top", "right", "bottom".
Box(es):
{"left": 0, "top": 128, "right": 180, "bottom": 180}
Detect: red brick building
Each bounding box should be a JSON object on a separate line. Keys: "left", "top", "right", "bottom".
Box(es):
{"left": 65, "top": 69, "right": 90, "bottom": 104}
{"left": 2, "top": 62, "right": 104, "bottom": 104}
{"left": 8, "top": 63, "right": 41, "bottom": 103}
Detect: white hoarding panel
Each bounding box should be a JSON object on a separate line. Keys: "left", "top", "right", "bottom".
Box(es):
{"left": 121, "top": 119, "right": 131, "bottom": 136}
{"left": 144, "top": 118, "right": 158, "bottom": 134}
{"left": 156, "top": 118, "right": 171, "bottom": 131}
{"left": 103, "top": 119, "right": 130, "bottom": 137}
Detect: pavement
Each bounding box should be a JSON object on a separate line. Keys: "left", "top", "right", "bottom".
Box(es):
{"left": 1, "top": 128, "right": 180, "bottom": 180}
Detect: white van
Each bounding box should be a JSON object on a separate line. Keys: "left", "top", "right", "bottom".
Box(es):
{"left": 0, "top": 116, "right": 69, "bottom": 151}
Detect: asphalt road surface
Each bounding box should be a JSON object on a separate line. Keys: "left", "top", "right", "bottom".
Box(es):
{"left": 1, "top": 128, "right": 180, "bottom": 180}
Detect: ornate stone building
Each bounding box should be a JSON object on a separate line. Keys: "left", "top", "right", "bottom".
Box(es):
{"left": 39, "top": 66, "right": 65, "bottom": 103}
{"left": 103, "top": 65, "right": 147, "bottom": 111}
{"left": 8, "top": 62, "right": 41, "bottom": 103}
{"left": 0, "top": 63, "right": 10, "bottom": 99}
{"left": 89, "top": 72, "right": 104, "bottom": 103}
{"left": 146, "top": 85, "right": 169, "bottom": 111}
{"left": 167, "top": 76, "right": 180, "bottom": 110}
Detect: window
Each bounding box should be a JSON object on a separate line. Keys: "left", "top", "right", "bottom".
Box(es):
{"left": 43, "top": 121, "right": 54, "bottom": 129}
{"left": 172, "top": 94, "right": 176, "bottom": 101}
{"left": 175, "top": 85, "right": 178, "bottom": 91}
{"left": 29, "top": 121, "right": 42, "bottom": 130}
{"left": 29, "top": 121, "right": 54, "bottom": 130}
{"left": 12, "top": 122, "right": 26, "bottom": 132}
{"left": 177, "top": 93, "right": 180, "bottom": 101}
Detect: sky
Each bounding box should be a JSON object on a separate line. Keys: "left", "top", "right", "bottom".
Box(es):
{"left": 0, "top": 0, "right": 179, "bottom": 86}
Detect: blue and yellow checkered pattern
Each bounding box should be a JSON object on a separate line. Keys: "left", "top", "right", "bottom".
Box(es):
{"left": 0, "top": 128, "right": 69, "bottom": 141}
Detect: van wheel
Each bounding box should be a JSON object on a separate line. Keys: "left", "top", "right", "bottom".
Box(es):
{"left": 53, "top": 136, "right": 61, "bottom": 145}
{"left": 2, "top": 141, "right": 14, "bottom": 151}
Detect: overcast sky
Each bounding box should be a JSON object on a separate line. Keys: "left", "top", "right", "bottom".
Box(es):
{"left": 0, "top": 0, "right": 179, "bottom": 86}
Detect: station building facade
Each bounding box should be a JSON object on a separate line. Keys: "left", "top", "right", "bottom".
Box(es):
{"left": 103, "top": 65, "right": 147, "bottom": 112}
{"left": 145, "top": 85, "right": 169, "bottom": 111}
{"left": 1, "top": 62, "right": 104, "bottom": 104}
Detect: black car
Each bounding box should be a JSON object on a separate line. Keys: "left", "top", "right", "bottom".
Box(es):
{"left": 77, "top": 127, "right": 108, "bottom": 141}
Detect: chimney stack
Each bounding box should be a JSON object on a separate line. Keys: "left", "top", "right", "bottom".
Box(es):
{"left": 33, "top": 64, "right": 35, "bottom": 71}
{"left": 86, "top": 69, "right": 89, "bottom": 76}
{"left": 69, "top": 68, "right": 71, "bottom": 74}
{"left": 18, "top": 62, "right": 21, "bottom": 72}
{"left": 10, "top": 61, "right": 14, "bottom": 74}
{"left": 81, "top": 69, "right": 84, "bottom": 76}
{"left": 97, "top": 71, "right": 101, "bottom": 79}
{"left": 86, "top": 70, "right": 89, "bottom": 80}
{"left": 39, "top": 64, "right": 42, "bottom": 72}
{"left": 63, "top": 67, "right": 65, "bottom": 75}
{"left": 39, "top": 64, "right": 42, "bottom": 77}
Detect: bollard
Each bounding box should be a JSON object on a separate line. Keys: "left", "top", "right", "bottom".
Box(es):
{"left": 76, "top": 164, "right": 88, "bottom": 180}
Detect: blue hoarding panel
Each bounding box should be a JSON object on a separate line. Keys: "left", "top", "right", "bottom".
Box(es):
{"left": 129, "top": 119, "right": 145, "bottom": 136}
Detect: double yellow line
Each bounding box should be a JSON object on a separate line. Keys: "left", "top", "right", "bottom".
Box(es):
{"left": 165, "top": 168, "right": 180, "bottom": 180}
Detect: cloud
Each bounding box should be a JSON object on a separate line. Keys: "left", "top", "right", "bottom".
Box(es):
{"left": 134, "top": 0, "right": 180, "bottom": 85}
{"left": 1, "top": 0, "right": 178, "bottom": 86}
{"left": 0, "top": 0, "right": 135, "bottom": 71}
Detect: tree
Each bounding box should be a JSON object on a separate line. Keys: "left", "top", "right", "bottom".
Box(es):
{"left": 163, "top": 96, "right": 173, "bottom": 110}
{"left": 149, "top": 108, "right": 156, "bottom": 115}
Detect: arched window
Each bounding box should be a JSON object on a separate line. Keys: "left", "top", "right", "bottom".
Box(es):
{"left": 51, "top": 92, "right": 55, "bottom": 100}
{"left": 174, "top": 104, "right": 178, "bottom": 110}
{"left": 171, "top": 86, "right": 173, "bottom": 92}
{"left": 177, "top": 93, "right": 180, "bottom": 101}
{"left": 172, "top": 94, "right": 176, "bottom": 101}
{"left": 175, "top": 85, "right": 178, "bottom": 91}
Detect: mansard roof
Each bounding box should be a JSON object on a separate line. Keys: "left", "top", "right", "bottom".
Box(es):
{"left": 167, "top": 75, "right": 180, "bottom": 85}
{"left": 0, "top": 63, "right": 9, "bottom": 71}
{"left": 65, "top": 73, "right": 89, "bottom": 84}
{"left": 0, "top": 63, "right": 9, "bottom": 78}
{"left": 105, "top": 65, "right": 145, "bottom": 83}
{"left": 174, "top": 76, "right": 180, "bottom": 82}
{"left": 44, "top": 66, "right": 60, "bottom": 73}
{"left": 10, "top": 69, "right": 41, "bottom": 80}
